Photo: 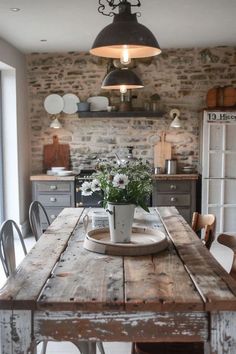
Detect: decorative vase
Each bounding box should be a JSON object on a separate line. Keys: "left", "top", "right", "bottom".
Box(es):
{"left": 107, "top": 202, "right": 135, "bottom": 243}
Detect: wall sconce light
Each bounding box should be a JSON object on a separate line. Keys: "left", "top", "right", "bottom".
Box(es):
{"left": 90, "top": 0, "right": 161, "bottom": 63}
{"left": 101, "top": 67, "right": 144, "bottom": 93}
{"left": 50, "top": 117, "right": 62, "bottom": 129}
{"left": 170, "top": 109, "right": 181, "bottom": 128}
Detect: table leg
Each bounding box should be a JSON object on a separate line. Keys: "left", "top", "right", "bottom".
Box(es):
{"left": 0, "top": 310, "right": 33, "bottom": 354}
{"left": 210, "top": 311, "right": 236, "bottom": 354}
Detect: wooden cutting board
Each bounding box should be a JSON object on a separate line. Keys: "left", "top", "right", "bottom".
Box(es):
{"left": 154, "top": 132, "right": 172, "bottom": 169}
{"left": 43, "top": 135, "right": 70, "bottom": 172}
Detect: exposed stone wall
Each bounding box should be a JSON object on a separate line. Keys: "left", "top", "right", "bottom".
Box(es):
{"left": 27, "top": 47, "right": 236, "bottom": 173}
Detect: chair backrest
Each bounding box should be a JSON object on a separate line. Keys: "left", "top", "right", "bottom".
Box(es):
{"left": 191, "top": 212, "right": 216, "bottom": 249}
{"left": 29, "top": 201, "right": 50, "bottom": 241}
{"left": 0, "top": 220, "right": 27, "bottom": 277}
{"left": 217, "top": 234, "right": 236, "bottom": 280}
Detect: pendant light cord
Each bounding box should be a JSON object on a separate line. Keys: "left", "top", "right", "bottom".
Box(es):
{"left": 98, "top": 0, "right": 141, "bottom": 16}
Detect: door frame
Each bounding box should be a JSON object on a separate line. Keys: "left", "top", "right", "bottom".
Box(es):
{"left": 0, "top": 72, "right": 4, "bottom": 223}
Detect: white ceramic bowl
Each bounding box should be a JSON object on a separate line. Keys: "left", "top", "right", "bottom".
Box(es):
{"left": 57, "top": 170, "right": 74, "bottom": 176}
{"left": 51, "top": 167, "right": 66, "bottom": 171}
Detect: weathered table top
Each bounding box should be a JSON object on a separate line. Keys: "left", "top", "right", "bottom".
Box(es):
{"left": 0, "top": 206, "right": 236, "bottom": 313}
{"left": 1, "top": 207, "right": 236, "bottom": 353}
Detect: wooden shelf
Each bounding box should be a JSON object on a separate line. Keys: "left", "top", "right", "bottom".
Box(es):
{"left": 78, "top": 110, "right": 164, "bottom": 118}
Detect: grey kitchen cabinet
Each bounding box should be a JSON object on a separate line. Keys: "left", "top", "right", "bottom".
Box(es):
{"left": 152, "top": 177, "right": 197, "bottom": 224}
{"left": 31, "top": 177, "right": 75, "bottom": 229}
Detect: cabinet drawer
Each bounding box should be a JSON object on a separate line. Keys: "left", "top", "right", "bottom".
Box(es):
{"left": 156, "top": 194, "right": 190, "bottom": 206}
{"left": 154, "top": 181, "right": 191, "bottom": 193}
{"left": 40, "top": 207, "right": 64, "bottom": 231}
{"left": 38, "top": 194, "right": 71, "bottom": 207}
{"left": 35, "top": 182, "right": 72, "bottom": 192}
{"left": 43, "top": 207, "right": 64, "bottom": 224}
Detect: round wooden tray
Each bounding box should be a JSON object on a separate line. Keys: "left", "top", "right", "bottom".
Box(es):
{"left": 83, "top": 227, "right": 168, "bottom": 256}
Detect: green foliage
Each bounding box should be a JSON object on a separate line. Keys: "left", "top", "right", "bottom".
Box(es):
{"left": 93, "top": 160, "right": 152, "bottom": 211}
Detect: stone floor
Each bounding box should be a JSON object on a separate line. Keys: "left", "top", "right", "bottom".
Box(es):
{"left": 0, "top": 236, "right": 232, "bottom": 354}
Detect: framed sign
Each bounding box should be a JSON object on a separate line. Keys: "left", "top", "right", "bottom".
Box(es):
{"left": 206, "top": 111, "right": 236, "bottom": 123}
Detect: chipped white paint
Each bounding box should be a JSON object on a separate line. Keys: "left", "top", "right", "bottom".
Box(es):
{"left": 34, "top": 310, "right": 208, "bottom": 343}
{"left": 211, "top": 312, "right": 236, "bottom": 354}
{"left": 0, "top": 310, "right": 33, "bottom": 354}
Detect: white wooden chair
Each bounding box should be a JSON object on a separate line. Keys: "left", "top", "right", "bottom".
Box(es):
{"left": 29, "top": 200, "right": 51, "bottom": 240}
{"left": 191, "top": 212, "right": 216, "bottom": 249}
{"left": 218, "top": 233, "right": 236, "bottom": 280}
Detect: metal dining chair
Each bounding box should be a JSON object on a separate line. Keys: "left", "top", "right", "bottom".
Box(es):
{"left": 28, "top": 203, "right": 106, "bottom": 354}
{"left": 0, "top": 219, "right": 48, "bottom": 354}
{"left": 0, "top": 219, "right": 27, "bottom": 277}
{"left": 191, "top": 212, "right": 216, "bottom": 249}
{"left": 29, "top": 200, "right": 51, "bottom": 240}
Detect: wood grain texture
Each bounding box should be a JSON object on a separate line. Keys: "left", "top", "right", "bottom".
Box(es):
{"left": 0, "top": 310, "right": 33, "bottom": 354}
{"left": 38, "top": 229, "right": 124, "bottom": 311}
{"left": 34, "top": 311, "right": 208, "bottom": 343}
{"left": 126, "top": 209, "right": 203, "bottom": 311}
{"left": 210, "top": 311, "right": 236, "bottom": 354}
{"left": 43, "top": 135, "right": 70, "bottom": 172}
{"left": 0, "top": 208, "right": 84, "bottom": 310}
{"left": 157, "top": 207, "right": 236, "bottom": 311}
{"left": 154, "top": 132, "right": 172, "bottom": 169}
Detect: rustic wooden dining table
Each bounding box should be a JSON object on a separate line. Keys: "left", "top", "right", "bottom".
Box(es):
{"left": 0, "top": 206, "right": 236, "bottom": 354}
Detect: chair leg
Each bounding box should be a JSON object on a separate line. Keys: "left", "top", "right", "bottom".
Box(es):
{"left": 97, "top": 341, "right": 105, "bottom": 354}
{"left": 72, "top": 340, "right": 97, "bottom": 354}
{"left": 40, "top": 340, "right": 48, "bottom": 354}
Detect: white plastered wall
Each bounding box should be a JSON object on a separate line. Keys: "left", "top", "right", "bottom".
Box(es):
{"left": 0, "top": 38, "right": 30, "bottom": 235}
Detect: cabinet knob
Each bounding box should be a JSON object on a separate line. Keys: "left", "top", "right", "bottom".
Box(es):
{"left": 170, "top": 197, "right": 177, "bottom": 202}
{"left": 170, "top": 184, "right": 177, "bottom": 190}
{"left": 76, "top": 202, "right": 83, "bottom": 207}
{"left": 50, "top": 185, "right": 57, "bottom": 190}
{"left": 50, "top": 197, "right": 57, "bottom": 202}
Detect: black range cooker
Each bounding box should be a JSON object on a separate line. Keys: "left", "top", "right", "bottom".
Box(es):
{"left": 75, "top": 169, "right": 102, "bottom": 208}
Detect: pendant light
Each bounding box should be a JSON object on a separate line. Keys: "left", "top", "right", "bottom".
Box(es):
{"left": 90, "top": 0, "right": 161, "bottom": 64}
{"left": 102, "top": 67, "right": 143, "bottom": 93}
{"left": 50, "top": 117, "right": 62, "bottom": 129}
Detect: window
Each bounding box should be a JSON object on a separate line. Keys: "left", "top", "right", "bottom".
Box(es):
{"left": 0, "top": 72, "right": 4, "bottom": 224}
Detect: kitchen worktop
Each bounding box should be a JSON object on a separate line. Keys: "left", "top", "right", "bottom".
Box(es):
{"left": 30, "top": 174, "right": 199, "bottom": 181}
{"left": 30, "top": 174, "right": 76, "bottom": 181}
{"left": 152, "top": 174, "right": 199, "bottom": 180}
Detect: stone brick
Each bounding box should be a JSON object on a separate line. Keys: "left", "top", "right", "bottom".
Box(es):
{"left": 27, "top": 47, "right": 236, "bottom": 173}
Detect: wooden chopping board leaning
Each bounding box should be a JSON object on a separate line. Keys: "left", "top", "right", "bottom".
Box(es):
{"left": 43, "top": 135, "right": 70, "bottom": 171}
{"left": 154, "top": 132, "right": 172, "bottom": 171}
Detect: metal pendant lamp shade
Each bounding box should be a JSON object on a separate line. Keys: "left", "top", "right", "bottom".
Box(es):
{"left": 102, "top": 68, "right": 144, "bottom": 90}
{"left": 90, "top": 1, "right": 161, "bottom": 61}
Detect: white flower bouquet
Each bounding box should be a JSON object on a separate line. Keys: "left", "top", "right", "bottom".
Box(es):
{"left": 81, "top": 160, "right": 152, "bottom": 212}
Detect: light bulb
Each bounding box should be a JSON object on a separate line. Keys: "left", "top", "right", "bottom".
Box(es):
{"left": 120, "top": 46, "right": 131, "bottom": 65}
{"left": 120, "top": 85, "right": 128, "bottom": 94}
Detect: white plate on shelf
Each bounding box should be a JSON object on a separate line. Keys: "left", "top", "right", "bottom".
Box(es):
{"left": 44, "top": 94, "right": 64, "bottom": 114}
{"left": 62, "top": 93, "right": 80, "bottom": 114}
{"left": 57, "top": 170, "right": 74, "bottom": 176}
{"left": 87, "top": 96, "right": 109, "bottom": 111}
{"left": 51, "top": 167, "right": 65, "bottom": 172}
